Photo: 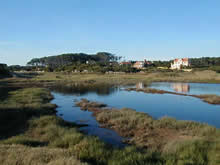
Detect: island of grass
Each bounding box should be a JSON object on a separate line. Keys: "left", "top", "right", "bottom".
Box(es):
{"left": 126, "top": 87, "right": 220, "bottom": 105}
{"left": 76, "top": 99, "right": 220, "bottom": 165}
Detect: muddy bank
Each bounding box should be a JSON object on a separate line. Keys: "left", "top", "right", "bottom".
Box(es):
{"left": 126, "top": 88, "right": 220, "bottom": 105}
{"left": 75, "top": 99, "right": 219, "bottom": 151}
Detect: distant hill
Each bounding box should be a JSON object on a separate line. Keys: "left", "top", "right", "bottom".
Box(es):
{"left": 27, "top": 52, "right": 120, "bottom": 68}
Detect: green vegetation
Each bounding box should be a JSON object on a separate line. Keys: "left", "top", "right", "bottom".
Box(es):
{"left": 8, "top": 65, "right": 45, "bottom": 72}
{"left": 27, "top": 52, "right": 120, "bottom": 68}
{"left": 7, "top": 54, "right": 220, "bottom": 73}
{"left": 0, "top": 88, "right": 164, "bottom": 165}
{"left": 190, "top": 57, "right": 220, "bottom": 70}
{"left": 144, "top": 57, "right": 220, "bottom": 71}
{"left": 0, "top": 88, "right": 56, "bottom": 139}
{"left": 76, "top": 99, "right": 220, "bottom": 165}
{"left": 54, "top": 63, "right": 139, "bottom": 73}
{"left": 0, "top": 64, "right": 11, "bottom": 78}
{"left": 0, "top": 115, "right": 165, "bottom": 165}
{"left": 0, "top": 88, "right": 55, "bottom": 110}
{"left": 25, "top": 55, "right": 220, "bottom": 73}
{"left": 1, "top": 73, "right": 220, "bottom": 164}
{"left": 5, "top": 70, "right": 219, "bottom": 86}
{"left": 0, "top": 145, "right": 88, "bottom": 165}
{"left": 199, "top": 95, "right": 220, "bottom": 105}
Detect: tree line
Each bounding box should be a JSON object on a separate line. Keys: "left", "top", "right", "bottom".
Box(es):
{"left": 8, "top": 54, "right": 220, "bottom": 73}
{"left": 0, "top": 64, "right": 11, "bottom": 77}
{"left": 27, "top": 52, "right": 121, "bottom": 68}
{"left": 190, "top": 57, "right": 220, "bottom": 67}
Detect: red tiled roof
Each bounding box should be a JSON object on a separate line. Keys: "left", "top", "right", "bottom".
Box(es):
{"left": 182, "top": 58, "right": 189, "bottom": 62}
{"left": 173, "top": 58, "right": 188, "bottom": 62}
{"left": 174, "top": 59, "right": 179, "bottom": 62}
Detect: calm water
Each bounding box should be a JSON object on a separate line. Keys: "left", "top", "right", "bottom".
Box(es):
{"left": 51, "top": 82, "right": 220, "bottom": 146}
{"left": 149, "top": 82, "right": 220, "bottom": 95}
{"left": 51, "top": 88, "right": 126, "bottom": 147}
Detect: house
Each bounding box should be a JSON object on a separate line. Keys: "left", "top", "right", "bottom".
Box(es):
{"left": 171, "top": 58, "right": 190, "bottom": 70}
{"left": 133, "top": 61, "right": 145, "bottom": 69}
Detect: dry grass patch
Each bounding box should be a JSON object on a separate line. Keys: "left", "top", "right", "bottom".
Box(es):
{"left": 199, "top": 95, "right": 220, "bottom": 105}
{"left": 0, "top": 88, "right": 56, "bottom": 139}
{"left": 4, "top": 70, "right": 220, "bottom": 88}
{"left": 0, "top": 145, "right": 88, "bottom": 165}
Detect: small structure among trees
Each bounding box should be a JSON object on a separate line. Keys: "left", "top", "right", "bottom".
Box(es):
{"left": 133, "top": 60, "right": 152, "bottom": 69}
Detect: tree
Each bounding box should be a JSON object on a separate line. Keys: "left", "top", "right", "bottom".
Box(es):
{"left": 27, "top": 52, "right": 119, "bottom": 69}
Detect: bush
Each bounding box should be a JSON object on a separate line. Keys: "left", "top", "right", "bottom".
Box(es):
{"left": 164, "top": 140, "right": 210, "bottom": 165}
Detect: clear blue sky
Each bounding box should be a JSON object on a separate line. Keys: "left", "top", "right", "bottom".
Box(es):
{"left": 1, "top": 0, "right": 220, "bottom": 65}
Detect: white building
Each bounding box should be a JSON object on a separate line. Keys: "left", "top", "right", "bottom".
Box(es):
{"left": 171, "top": 58, "right": 190, "bottom": 70}
{"left": 133, "top": 61, "right": 145, "bottom": 69}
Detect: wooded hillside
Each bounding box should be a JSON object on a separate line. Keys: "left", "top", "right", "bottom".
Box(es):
{"left": 27, "top": 52, "right": 120, "bottom": 68}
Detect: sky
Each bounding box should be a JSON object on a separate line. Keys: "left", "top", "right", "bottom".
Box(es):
{"left": 0, "top": 0, "right": 220, "bottom": 65}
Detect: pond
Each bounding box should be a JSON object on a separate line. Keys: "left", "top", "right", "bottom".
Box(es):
{"left": 51, "top": 82, "right": 220, "bottom": 146}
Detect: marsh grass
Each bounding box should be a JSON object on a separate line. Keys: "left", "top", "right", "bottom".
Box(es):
{"left": 199, "top": 94, "right": 220, "bottom": 104}
{"left": 0, "top": 145, "right": 88, "bottom": 165}
{"left": 75, "top": 99, "right": 220, "bottom": 164}
{"left": 39, "top": 70, "right": 220, "bottom": 83}
{"left": 0, "top": 88, "right": 56, "bottom": 139}
{"left": 0, "top": 88, "right": 54, "bottom": 109}
{"left": 0, "top": 87, "right": 164, "bottom": 165}
{"left": 1, "top": 115, "right": 165, "bottom": 165}
{"left": 76, "top": 98, "right": 107, "bottom": 110}
{"left": 3, "top": 70, "right": 220, "bottom": 89}
{"left": 0, "top": 88, "right": 164, "bottom": 165}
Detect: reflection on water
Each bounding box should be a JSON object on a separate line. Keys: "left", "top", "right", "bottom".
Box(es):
{"left": 136, "top": 82, "right": 144, "bottom": 89}
{"left": 50, "top": 83, "right": 119, "bottom": 96}
{"left": 51, "top": 82, "right": 220, "bottom": 146}
{"left": 171, "top": 83, "right": 190, "bottom": 93}
{"left": 149, "top": 82, "right": 220, "bottom": 96}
